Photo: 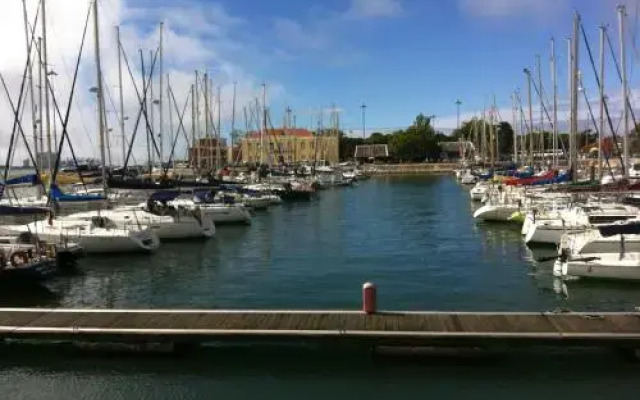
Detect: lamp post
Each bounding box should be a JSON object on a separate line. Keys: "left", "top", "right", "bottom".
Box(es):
{"left": 361, "top": 103, "right": 367, "bottom": 139}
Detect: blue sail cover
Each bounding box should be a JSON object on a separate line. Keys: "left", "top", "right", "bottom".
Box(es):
{"left": 6, "top": 174, "right": 39, "bottom": 186}
{"left": 149, "top": 190, "right": 181, "bottom": 202}
{"left": 598, "top": 221, "right": 640, "bottom": 237}
{"left": 49, "top": 183, "right": 105, "bottom": 202}
{"left": 529, "top": 170, "right": 572, "bottom": 186}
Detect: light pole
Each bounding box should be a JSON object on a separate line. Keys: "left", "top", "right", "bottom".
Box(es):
{"left": 361, "top": 103, "right": 367, "bottom": 139}
{"left": 455, "top": 100, "right": 462, "bottom": 130}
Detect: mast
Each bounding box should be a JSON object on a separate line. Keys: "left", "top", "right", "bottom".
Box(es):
{"left": 140, "top": 50, "right": 152, "bottom": 175}
{"left": 551, "top": 38, "right": 558, "bottom": 168}
{"left": 22, "top": 0, "right": 39, "bottom": 169}
{"left": 158, "top": 22, "right": 164, "bottom": 166}
{"left": 194, "top": 70, "right": 200, "bottom": 171}
{"left": 525, "top": 68, "right": 534, "bottom": 166}
{"left": 598, "top": 25, "right": 605, "bottom": 180}
{"left": 203, "top": 72, "right": 209, "bottom": 170}
{"left": 493, "top": 96, "right": 499, "bottom": 163}
{"left": 570, "top": 12, "right": 580, "bottom": 177}
{"left": 216, "top": 84, "right": 221, "bottom": 170}
{"left": 489, "top": 105, "right": 495, "bottom": 166}
{"left": 261, "top": 83, "right": 267, "bottom": 166}
{"left": 536, "top": 54, "right": 544, "bottom": 165}
{"left": 149, "top": 50, "right": 155, "bottom": 169}
{"left": 618, "top": 5, "right": 629, "bottom": 177}
{"left": 37, "top": 37, "right": 44, "bottom": 171}
{"left": 167, "top": 74, "right": 173, "bottom": 170}
{"left": 41, "top": 0, "right": 52, "bottom": 175}
{"left": 191, "top": 84, "right": 196, "bottom": 169}
{"left": 512, "top": 93, "right": 518, "bottom": 164}
{"left": 92, "top": 0, "right": 107, "bottom": 193}
{"left": 231, "top": 81, "right": 237, "bottom": 163}
{"left": 567, "top": 37, "right": 573, "bottom": 170}
{"left": 117, "top": 26, "right": 126, "bottom": 166}
{"left": 481, "top": 108, "right": 486, "bottom": 166}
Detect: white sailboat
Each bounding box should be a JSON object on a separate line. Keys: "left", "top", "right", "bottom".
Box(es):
{"left": 525, "top": 204, "right": 638, "bottom": 245}
{"left": 170, "top": 199, "right": 252, "bottom": 224}
{"left": 3, "top": 216, "right": 160, "bottom": 253}
{"left": 554, "top": 252, "right": 640, "bottom": 281}
{"left": 62, "top": 206, "right": 215, "bottom": 240}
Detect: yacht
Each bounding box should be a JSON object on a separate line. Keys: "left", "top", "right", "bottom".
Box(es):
{"left": 170, "top": 199, "right": 252, "bottom": 224}
{"left": 525, "top": 203, "right": 638, "bottom": 245}
{"left": 469, "top": 182, "right": 488, "bottom": 201}
{"left": 3, "top": 215, "right": 160, "bottom": 253}
{"left": 64, "top": 206, "right": 215, "bottom": 240}
{"left": 554, "top": 220, "right": 640, "bottom": 280}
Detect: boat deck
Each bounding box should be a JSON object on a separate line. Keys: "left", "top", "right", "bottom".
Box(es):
{"left": 1, "top": 309, "right": 640, "bottom": 348}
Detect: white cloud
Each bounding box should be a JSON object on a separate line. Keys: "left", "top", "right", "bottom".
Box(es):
{"left": 345, "top": 0, "right": 403, "bottom": 19}
{"left": 273, "top": 18, "right": 327, "bottom": 50}
{"left": 0, "top": 0, "right": 282, "bottom": 166}
{"left": 457, "top": 0, "right": 569, "bottom": 18}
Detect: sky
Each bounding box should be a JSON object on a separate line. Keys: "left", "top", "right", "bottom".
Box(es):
{"left": 0, "top": 0, "right": 639, "bottom": 163}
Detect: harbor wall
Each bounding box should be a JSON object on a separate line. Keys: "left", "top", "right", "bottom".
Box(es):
{"left": 367, "top": 163, "right": 456, "bottom": 175}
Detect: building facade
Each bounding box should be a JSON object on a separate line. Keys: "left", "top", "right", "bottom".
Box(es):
{"left": 240, "top": 128, "right": 339, "bottom": 165}
{"left": 188, "top": 137, "right": 228, "bottom": 169}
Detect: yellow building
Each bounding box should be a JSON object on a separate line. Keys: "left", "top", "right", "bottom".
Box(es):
{"left": 240, "top": 128, "right": 338, "bottom": 164}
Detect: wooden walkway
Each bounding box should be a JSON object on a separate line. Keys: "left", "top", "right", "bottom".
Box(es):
{"left": 1, "top": 309, "right": 640, "bottom": 348}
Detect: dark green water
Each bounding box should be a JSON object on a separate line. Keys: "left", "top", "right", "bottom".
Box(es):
{"left": 2, "top": 176, "right": 640, "bottom": 399}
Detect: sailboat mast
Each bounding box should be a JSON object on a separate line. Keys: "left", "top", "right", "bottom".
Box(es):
{"left": 536, "top": 55, "right": 544, "bottom": 164}
{"left": 191, "top": 84, "right": 196, "bottom": 169}
{"left": 167, "top": 74, "right": 173, "bottom": 170}
{"left": 231, "top": 81, "right": 237, "bottom": 159}
{"left": 41, "top": 0, "right": 52, "bottom": 175}
{"left": 149, "top": 51, "right": 155, "bottom": 169}
{"left": 261, "top": 84, "right": 267, "bottom": 166}
{"left": 525, "top": 68, "right": 534, "bottom": 166}
{"left": 550, "top": 38, "right": 558, "bottom": 168}
{"left": 570, "top": 12, "right": 580, "bottom": 177}
{"left": 567, "top": 37, "right": 573, "bottom": 170}
{"left": 158, "top": 22, "right": 164, "bottom": 166}
{"left": 203, "top": 72, "right": 209, "bottom": 170}
{"left": 493, "top": 96, "right": 499, "bottom": 163}
{"left": 481, "top": 108, "right": 486, "bottom": 166}
{"left": 512, "top": 93, "right": 518, "bottom": 164}
{"left": 598, "top": 26, "right": 606, "bottom": 180}
{"left": 116, "top": 26, "right": 126, "bottom": 166}
{"left": 216, "top": 84, "right": 221, "bottom": 170}
{"left": 92, "top": 0, "right": 107, "bottom": 193}
{"left": 194, "top": 70, "right": 200, "bottom": 171}
{"left": 37, "top": 38, "right": 44, "bottom": 170}
{"left": 22, "top": 0, "right": 39, "bottom": 169}
{"left": 618, "top": 5, "right": 629, "bottom": 177}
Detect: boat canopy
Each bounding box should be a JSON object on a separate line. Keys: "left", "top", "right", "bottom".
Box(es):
{"left": 598, "top": 221, "right": 640, "bottom": 237}
{"left": 49, "top": 183, "right": 105, "bottom": 202}
{"left": 5, "top": 174, "right": 39, "bottom": 186}
{"left": 149, "top": 190, "right": 182, "bottom": 202}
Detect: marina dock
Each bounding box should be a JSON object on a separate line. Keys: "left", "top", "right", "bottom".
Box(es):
{"left": 1, "top": 308, "right": 640, "bottom": 351}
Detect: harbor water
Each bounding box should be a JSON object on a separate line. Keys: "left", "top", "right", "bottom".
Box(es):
{"left": 2, "top": 175, "right": 640, "bottom": 399}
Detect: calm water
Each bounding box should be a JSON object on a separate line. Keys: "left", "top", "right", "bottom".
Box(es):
{"left": 2, "top": 175, "right": 640, "bottom": 399}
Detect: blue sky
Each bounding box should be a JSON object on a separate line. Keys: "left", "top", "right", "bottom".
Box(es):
{"left": 2, "top": 0, "right": 638, "bottom": 162}
{"left": 132, "top": 0, "right": 636, "bottom": 135}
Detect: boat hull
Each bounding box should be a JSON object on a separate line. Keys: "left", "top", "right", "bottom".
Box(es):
{"left": 554, "top": 259, "right": 640, "bottom": 281}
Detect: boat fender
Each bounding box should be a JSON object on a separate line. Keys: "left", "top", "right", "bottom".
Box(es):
{"left": 10, "top": 251, "right": 29, "bottom": 267}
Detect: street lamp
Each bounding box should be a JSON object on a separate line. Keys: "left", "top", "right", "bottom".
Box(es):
{"left": 361, "top": 103, "right": 367, "bottom": 139}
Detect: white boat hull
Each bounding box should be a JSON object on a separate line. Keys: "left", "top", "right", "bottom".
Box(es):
{"left": 201, "top": 205, "right": 252, "bottom": 224}
{"left": 554, "top": 257, "right": 640, "bottom": 281}
{"left": 473, "top": 204, "right": 520, "bottom": 222}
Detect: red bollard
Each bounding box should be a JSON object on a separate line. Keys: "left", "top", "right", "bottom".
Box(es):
{"left": 362, "top": 282, "right": 377, "bottom": 314}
